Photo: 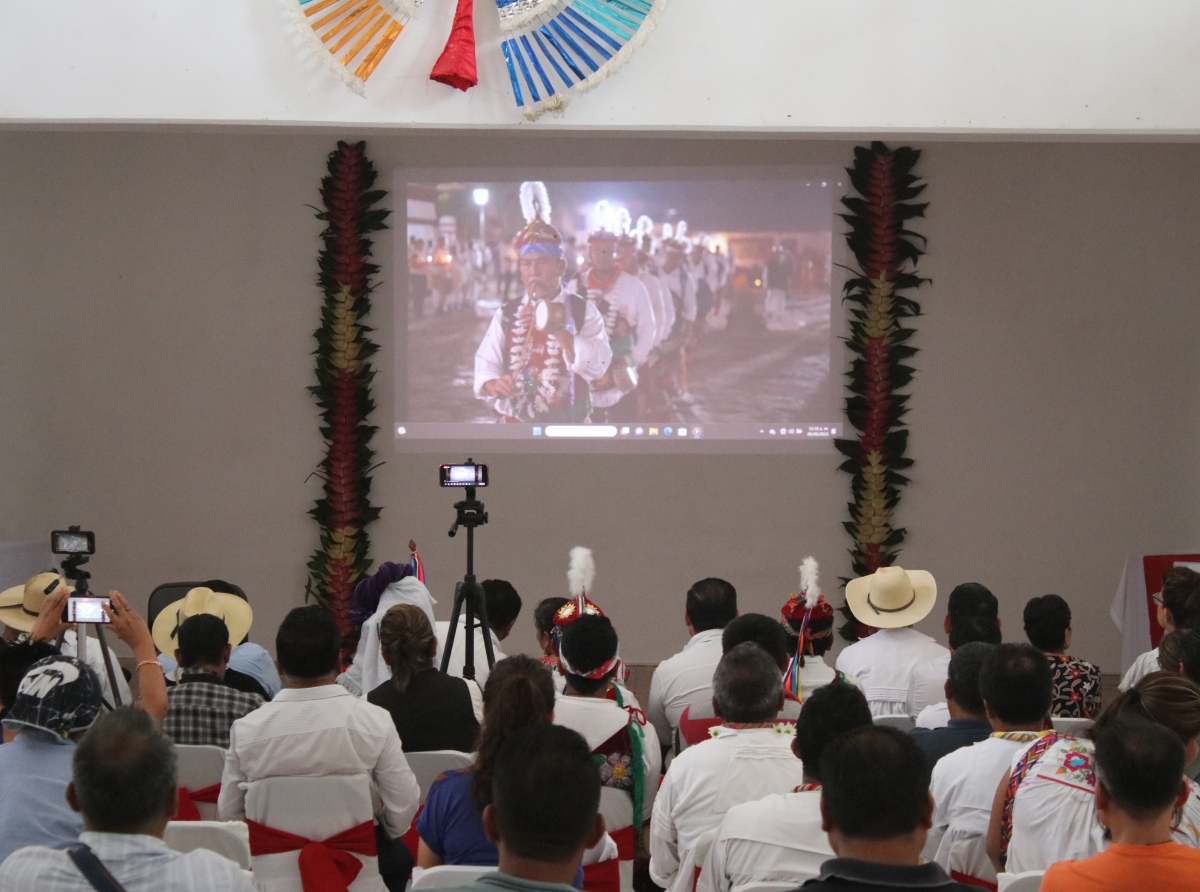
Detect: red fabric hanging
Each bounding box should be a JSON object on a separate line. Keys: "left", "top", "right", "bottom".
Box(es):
{"left": 247, "top": 819, "right": 377, "bottom": 892}
{"left": 430, "top": 0, "right": 478, "bottom": 91}
{"left": 175, "top": 784, "right": 222, "bottom": 822}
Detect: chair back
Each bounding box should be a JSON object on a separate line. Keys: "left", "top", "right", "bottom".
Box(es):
{"left": 245, "top": 774, "right": 383, "bottom": 892}
{"left": 997, "top": 871, "right": 1044, "bottom": 892}
{"left": 1050, "top": 716, "right": 1093, "bottom": 736}
{"left": 164, "top": 820, "right": 251, "bottom": 869}
{"left": 404, "top": 750, "right": 475, "bottom": 805}
{"left": 946, "top": 835, "right": 997, "bottom": 891}
{"left": 872, "top": 714, "right": 916, "bottom": 732}
{"left": 411, "top": 865, "right": 497, "bottom": 890}
{"left": 175, "top": 744, "right": 226, "bottom": 821}
{"left": 677, "top": 703, "right": 721, "bottom": 751}
{"left": 147, "top": 580, "right": 249, "bottom": 634}
{"left": 669, "top": 827, "right": 717, "bottom": 892}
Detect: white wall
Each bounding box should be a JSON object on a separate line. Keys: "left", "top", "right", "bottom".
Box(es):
{"left": 1, "top": 131, "right": 1198, "bottom": 671}
{"left": 2, "top": 2, "right": 1200, "bottom": 135}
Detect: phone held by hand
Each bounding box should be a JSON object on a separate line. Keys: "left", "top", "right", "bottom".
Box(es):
{"left": 62, "top": 596, "right": 112, "bottom": 624}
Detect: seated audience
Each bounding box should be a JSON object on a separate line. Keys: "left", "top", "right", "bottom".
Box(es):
{"left": 778, "top": 592, "right": 863, "bottom": 701}
{"left": 721, "top": 613, "right": 801, "bottom": 719}
{"left": 906, "top": 583, "right": 998, "bottom": 718}
{"left": 699, "top": 682, "right": 873, "bottom": 892}
{"left": 339, "top": 563, "right": 438, "bottom": 697}
{"left": 1180, "top": 629, "right": 1200, "bottom": 683}
{"left": 923, "top": 644, "right": 1052, "bottom": 865}
{"left": 432, "top": 724, "right": 607, "bottom": 892}
{"left": 1158, "top": 629, "right": 1185, "bottom": 674}
{"left": 648, "top": 578, "right": 738, "bottom": 755}
{"left": 650, "top": 643, "right": 804, "bottom": 892}
{"left": 908, "top": 641, "right": 996, "bottom": 770}
{"left": 913, "top": 617, "right": 1002, "bottom": 730}
{"left": 1024, "top": 593, "right": 1102, "bottom": 718}
{"left": 0, "top": 655, "right": 101, "bottom": 864}
{"left": 369, "top": 604, "right": 480, "bottom": 752}
{"left": 436, "top": 579, "right": 522, "bottom": 687}
{"left": 992, "top": 670, "right": 1200, "bottom": 873}
{"left": 535, "top": 596, "right": 569, "bottom": 668}
{"left": 0, "top": 706, "right": 253, "bottom": 892}
{"left": 548, "top": 592, "right": 640, "bottom": 707}
{"left": 163, "top": 613, "right": 263, "bottom": 747}
{"left": 836, "top": 567, "right": 949, "bottom": 716}
{"left": 219, "top": 605, "right": 419, "bottom": 891}
{"left": 1121, "top": 566, "right": 1200, "bottom": 691}
{"left": 0, "top": 638, "right": 58, "bottom": 725}
{"left": 1040, "top": 715, "right": 1200, "bottom": 892}
{"left": 802, "top": 726, "right": 972, "bottom": 891}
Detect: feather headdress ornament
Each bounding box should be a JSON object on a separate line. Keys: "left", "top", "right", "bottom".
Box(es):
{"left": 800, "top": 557, "right": 820, "bottom": 608}
{"left": 516, "top": 181, "right": 561, "bottom": 250}
{"left": 556, "top": 546, "right": 602, "bottom": 629}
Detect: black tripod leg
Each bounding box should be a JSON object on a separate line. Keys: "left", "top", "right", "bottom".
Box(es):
{"left": 439, "top": 582, "right": 466, "bottom": 674}
{"left": 92, "top": 624, "right": 124, "bottom": 707}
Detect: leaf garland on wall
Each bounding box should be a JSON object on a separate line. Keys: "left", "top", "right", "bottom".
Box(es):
{"left": 305, "top": 140, "right": 388, "bottom": 658}
{"left": 834, "top": 142, "right": 929, "bottom": 641}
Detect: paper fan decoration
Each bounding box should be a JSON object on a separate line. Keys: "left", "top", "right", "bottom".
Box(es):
{"left": 290, "top": 0, "right": 419, "bottom": 96}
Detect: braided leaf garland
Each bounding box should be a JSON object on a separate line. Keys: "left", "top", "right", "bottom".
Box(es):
{"left": 305, "top": 141, "right": 387, "bottom": 657}
{"left": 833, "top": 142, "right": 929, "bottom": 641}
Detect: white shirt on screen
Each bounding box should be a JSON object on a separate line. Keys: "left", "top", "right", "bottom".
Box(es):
{"left": 647, "top": 629, "right": 725, "bottom": 748}
{"left": 835, "top": 627, "right": 949, "bottom": 716}
{"left": 906, "top": 652, "right": 950, "bottom": 717}
{"left": 639, "top": 271, "right": 672, "bottom": 345}
{"left": 1118, "top": 647, "right": 1161, "bottom": 691}
{"left": 698, "top": 788, "right": 831, "bottom": 892}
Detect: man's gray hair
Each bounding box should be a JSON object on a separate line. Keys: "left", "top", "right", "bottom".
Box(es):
{"left": 73, "top": 706, "right": 177, "bottom": 833}
{"left": 712, "top": 642, "right": 783, "bottom": 723}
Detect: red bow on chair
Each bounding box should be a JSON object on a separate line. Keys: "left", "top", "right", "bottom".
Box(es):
{"left": 248, "top": 819, "right": 377, "bottom": 892}
{"left": 175, "top": 784, "right": 222, "bottom": 822}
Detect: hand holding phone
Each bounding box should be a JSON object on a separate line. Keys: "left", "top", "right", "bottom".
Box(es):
{"left": 62, "top": 596, "right": 113, "bottom": 624}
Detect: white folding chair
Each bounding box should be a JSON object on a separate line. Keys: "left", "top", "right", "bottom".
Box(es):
{"left": 164, "top": 820, "right": 252, "bottom": 869}
{"left": 598, "top": 787, "right": 635, "bottom": 892}
{"left": 872, "top": 714, "right": 915, "bottom": 732}
{"left": 403, "top": 750, "right": 475, "bottom": 805}
{"left": 175, "top": 744, "right": 227, "bottom": 821}
{"left": 946, "top": 835, "right": 996, "bottom": 890}
{"left": 669, "top": 827, "right": 717, "bottom": 892}
{"left": 410, "top": 865, "right": 497, "bottom": 890}
{"left": 1050, "top": 717, "right": 1092, "bottom": 736}
{"left": 245, "top": 774, "right": 383, "bottom": 892}
{"left": 676, "top": 701, "right": 719, "bottom": 754}
{"left": 997, "top": 871, "right": 1044, "bottom": 892}
{"left": 730, "top": 882, "right": 800, "bottom": 892}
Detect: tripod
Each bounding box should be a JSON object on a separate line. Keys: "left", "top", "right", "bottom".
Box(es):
{"left": 439, "top": 466, "right": 495, "bottom": 681}
{"left": 58, "top": 551, "right": 124, "bottom": 708}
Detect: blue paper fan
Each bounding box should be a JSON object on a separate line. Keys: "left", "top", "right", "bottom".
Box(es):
{"left": 495, "top": 0, "right": 670, "bottom": 119}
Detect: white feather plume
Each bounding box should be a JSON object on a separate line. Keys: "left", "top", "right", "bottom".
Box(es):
{"left": 661, "top": 222, "right": 673, "bottom": 241}
{"left": 519, "top": 181, "right": 551, "bottom": 225}
{"left": 568, "top": 547, "right": 595, "bottom": 598}
{"left": 800, "top": 557, "right": 820, "bottom": 609}
{"left": 636, "top": 215, "right": 653, "bottom": 238}
{"left": 675, "top": 220, "right": 688, "bottom": 240}
{"left": 616, "top": 207, "right": 632, "bottom": 237}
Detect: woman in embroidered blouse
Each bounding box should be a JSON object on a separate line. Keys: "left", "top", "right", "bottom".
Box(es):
{"left": 986, "top": 671, "right": 1200, "bottom": 873}
{"left": 1023, "top": 594, "right": 1102, "bottom": 719}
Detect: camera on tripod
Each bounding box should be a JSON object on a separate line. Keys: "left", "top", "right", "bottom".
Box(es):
{"left": 51, "top": 527, "right": 111, "bottom": 624}
{"left": 438, "top": 460, "right": 495, "bottom": 680}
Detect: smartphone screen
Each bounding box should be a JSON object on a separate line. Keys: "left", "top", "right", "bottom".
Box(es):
{"left": 439, "top": 464, "right": 488, "bottom": 487}
{"left": 64, "top": 597, "right": 112, "bottom": 624}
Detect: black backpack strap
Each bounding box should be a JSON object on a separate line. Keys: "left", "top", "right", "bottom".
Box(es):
{"left": 67, "top": 844, "right": 129, "bottom": 892}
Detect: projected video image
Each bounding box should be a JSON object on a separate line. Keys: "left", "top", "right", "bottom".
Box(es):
{"left": 396, "top": 175, "right": 841, "bottom": 448}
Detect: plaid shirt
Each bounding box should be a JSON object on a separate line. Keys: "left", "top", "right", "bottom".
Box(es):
{"left": 163, "top": 671, "right": 263, "bottom": 748}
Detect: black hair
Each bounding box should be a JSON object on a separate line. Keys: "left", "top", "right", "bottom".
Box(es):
{"left": 474, "top": 655, "right": 556, "bottom": 812}
{"left": 794, "top": 682, "right": 873, "bottom": 782}
{"left": 722, "top": 614, "right": 790, "bottom": 671}
{"left": 177, "top": 614, "right": 230, "bottom": 668}
{"left": 559, "top": 614, "right": 619, "bottom": 696}
{"left": 1094, "top": 714, "right": 1185, "bottom": 822}
{"left": 712, "top": 642, "right": 782, "bottom": 723}
{"left": 948, "top": 615, "right": 1002, "bottom": 650}
{"left": 947, "top": 641, "right": 995, "bottom": 715}
{"left": 73, "top": 707, "right": 177, "bottom": 833}
{"left": 1023, "top": 594, "right": 1072, "bottom": 653}
{"left": 482, "top": 579, "right": 522, "bottom": 632}
{"left": 820, "top": 726, "right": 930, "bottom": 839}
{"left": 685, "top": 578, "right": 738, "bottom": 632}
{"left": 1161, "top": 567, "right": 1200, "bottom": 630}
{"left": 534, "top": 597, "right": 569, "bottom": 635}
{"left": 946, "top": 583, "right": 998, "bottom": 626}
{"left": 0, "top": 639, "right": 59, "bottom": 710}
{"left": 978, "top": 643, "right": 1052, "bottom": 725}
{"left": 1180, "top": 630, "right": 1200, "bottom": 684}
{"left": 492, "top": 724, "right": 600, "bottom": 862}
{"left": 275, "top": 606, "right": 340, "bottom": 680}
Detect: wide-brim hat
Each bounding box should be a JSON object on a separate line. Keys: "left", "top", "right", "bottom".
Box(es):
{"left": 151, "top": 586, "right": 253, "bottom": 655}
{"left": 0, "top": 572, "right": 73, "bottom": 633}
{"left": 845, "top": 566, "right": 937, "bottom": 629}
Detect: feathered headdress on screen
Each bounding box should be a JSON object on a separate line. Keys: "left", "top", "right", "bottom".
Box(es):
{"left": 616, "top": 207, "right": 635, "bottom": 245}
{"left": 516, "top": 181, "right": 562, "bottom": 253}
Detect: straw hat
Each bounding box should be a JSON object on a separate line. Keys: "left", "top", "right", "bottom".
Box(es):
{"left": 845, "top": 566, "right": 937, "bottom": 629}
{"left": 0, "top": 573, "right": 73, "bottom": 633}
{"left": 151, "top": 587, "right": 253, "bottom": 656}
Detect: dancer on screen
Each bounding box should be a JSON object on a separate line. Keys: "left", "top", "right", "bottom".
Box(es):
{"left": 473, "top": 181, "right": 611, "bottom": 423}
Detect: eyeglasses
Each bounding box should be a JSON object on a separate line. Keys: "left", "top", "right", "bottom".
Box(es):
{"left": 1153, "top": 592, "right": 1164, "bottom": 606}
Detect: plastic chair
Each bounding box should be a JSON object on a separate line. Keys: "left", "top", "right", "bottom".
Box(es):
{"left": 147, "top": 580, "right": 249, "bottom": 637}
{"left": 670, "top": 827, "right": 716, "bottom": 892}
{"left": 245, "top": 774, "right": 383, "bottom": 892}
{"left": 946, "top": 835, "right": 997, "bottom": 891}
{"left": 1050, "top": 716, "right": 1093, "bottom": 736}
{"left": 997, "top": 872, "right": 1044, "bottom": 892}
{"left": 175, "top": 744, "right": 227, "bottom": 821}
{"left": 872, "top": 714, "right": 916, "bottom": 732}
{"left": 411, "top": 866, "right": 497, "bottom": 890}
{"left": 404, "top": 750, "right": 475, "bottom": 805}
{"left": 677, "top": 702, "right": 721, "bottom": 751}
{"left": 164, "top": 820, "right": 251, "bottom": 869}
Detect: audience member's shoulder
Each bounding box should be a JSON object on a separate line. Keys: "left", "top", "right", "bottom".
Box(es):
{"left": 176, "top": 846, "right": 256, "bottom": 885}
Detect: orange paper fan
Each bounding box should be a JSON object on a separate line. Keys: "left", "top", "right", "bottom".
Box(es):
{"left": 291, "top": 0, "right": 417, "bottom": 94}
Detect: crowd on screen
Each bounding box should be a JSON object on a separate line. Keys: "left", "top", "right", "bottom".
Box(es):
{"left": 1, "top": 556, "right": 1200, "bottom": 892}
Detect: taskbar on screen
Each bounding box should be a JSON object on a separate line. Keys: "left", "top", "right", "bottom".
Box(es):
{"left": 394, "top": 423, "right": 841, "bottom": 441}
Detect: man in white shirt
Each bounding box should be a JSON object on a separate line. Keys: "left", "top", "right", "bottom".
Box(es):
{"left": 700, "top": 681, "right": 873, "bottom": 892}
{"left": 435, "top": 578, "right": 521, "bottom": 689}
{"left": 835, "top": 567, "right": 948, "bottom": 717}
{"left": 0, "top": 706, "right": 253, "bottom": 892}
{"left": 648, "top": 578, "right": 738, "bottom": 755}
{"left": 220, "top": 606, "right": 420, "bottom": 888}
{"left": 923, "top": 643, "right": 1054, "bottom": 868}
{"left": 906, "top": 583, "right": 999, "bottom": 718}
{"left": 650, "top": 643, "right": 806, "bottom": 892}
{"left": 1120, "top": 566, "right": 1200, "bottom": 691}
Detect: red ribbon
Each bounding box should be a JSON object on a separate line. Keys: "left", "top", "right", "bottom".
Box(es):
{"left": 609, "top": 826, "right": 635, "bottom": 861}
{"left": 175, "top": 784, "right": 222, "bottom": 822}
{"left": 247, "top": 819, "right": 377, "bottom": 892}
{"left": 429, "top": 0, "right": 478, "bottom": 91}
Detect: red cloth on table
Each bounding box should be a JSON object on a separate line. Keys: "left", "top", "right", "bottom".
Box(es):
{"left": 429, "top": 0, "right": 477, "bottom": 91}
{"left": 175, "top": 784, "right": 222, "bottom": 822}
{"left": 247, "top": 819, "right": 377, "bottom": 892}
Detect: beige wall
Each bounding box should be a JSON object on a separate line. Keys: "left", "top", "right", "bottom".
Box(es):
{"left": 1, "top": 132, "right": 1197, "bottom": 670}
